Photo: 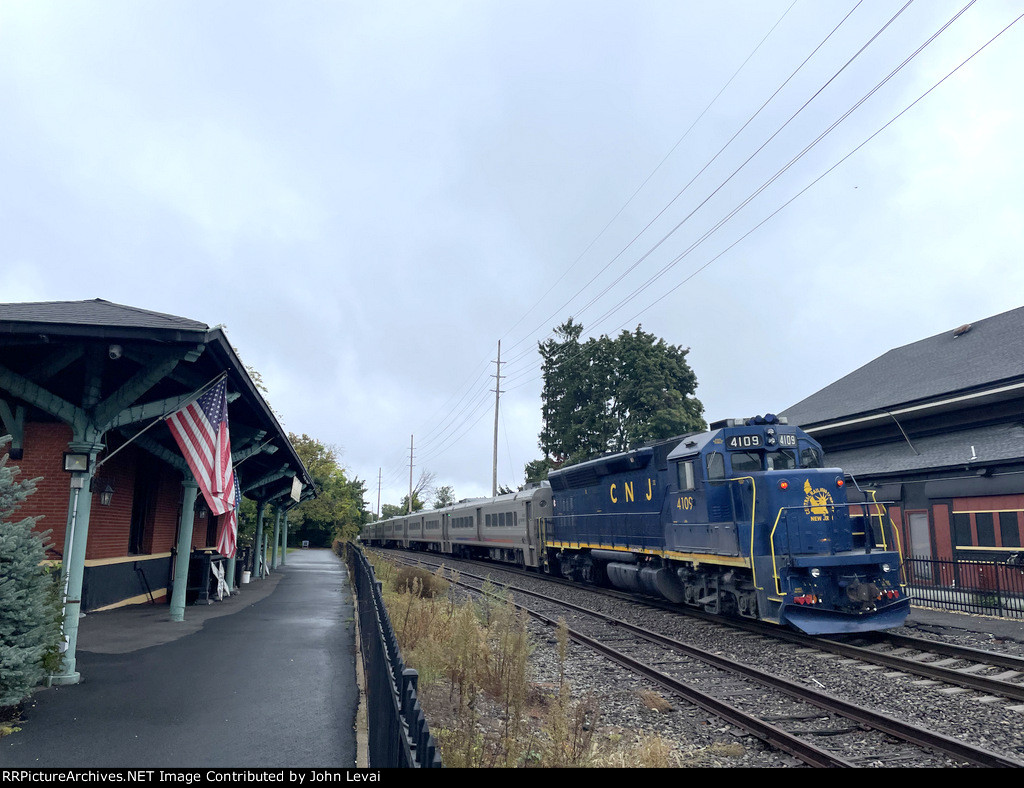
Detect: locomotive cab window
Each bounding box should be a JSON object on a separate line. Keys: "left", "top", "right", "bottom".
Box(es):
{"left": 800, "top": 445, "right": 823, "bottom": 468}
{"left": 730, "top": 451, "right": 762, "bottom": 473}
{"left": 677, "top": 460, "right": 696, "bottom": 491}
{"left": 706, "top": 452, "right": 725, "bottom": 480}
{"left": 766, "top": 449, "right": 797, "bottom": 470}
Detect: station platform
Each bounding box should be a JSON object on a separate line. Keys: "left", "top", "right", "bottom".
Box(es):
{"left": 3, "top": 548, "right": 360, "bottom": 768}
{"left": 900, "top": 604, "right": 1024, "bottom": 645}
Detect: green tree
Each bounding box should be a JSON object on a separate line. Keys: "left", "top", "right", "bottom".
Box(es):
{"left": 433, "top": 485, "right": 455, "bottom": 509}
{"left": 535, "top": 320, "right": 705, "bottom": 467}
{"left": 1, "top": 439, "right": 62, "bottom": 710}
{"left": 524, "top": 458, "right": 554, "bottom": 485}
{"left": 283, "top": 433, "right": 370, "bottom": 545}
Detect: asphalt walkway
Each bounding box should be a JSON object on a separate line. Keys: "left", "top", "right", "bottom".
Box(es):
{"left": 3, "top": 548, "right": 358, "bottom": 768}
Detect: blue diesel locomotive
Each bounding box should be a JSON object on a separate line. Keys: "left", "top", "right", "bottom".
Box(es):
{"left": 362, "top": 415, "right": 910, "bottom": 635}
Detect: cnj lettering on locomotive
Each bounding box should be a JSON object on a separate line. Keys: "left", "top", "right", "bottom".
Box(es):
{"left": 610, "top": 478, "right": 655, "bottom": 505}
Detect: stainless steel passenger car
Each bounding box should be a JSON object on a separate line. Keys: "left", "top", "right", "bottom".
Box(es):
{"left": 361, "top": 484, "right": 552, "bottom": 569}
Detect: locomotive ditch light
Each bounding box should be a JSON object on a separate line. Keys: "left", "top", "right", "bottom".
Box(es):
{"left": 809, "top": 567, "right": 821, "bottom": 578}
{"left": 882, "top": 563, "right": 891, "bottom": 573}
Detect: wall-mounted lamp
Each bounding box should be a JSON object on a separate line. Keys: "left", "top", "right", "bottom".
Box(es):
{"left": 89, "top": 477, "right": 115, "bottom": 505}
{"left": 197, "top": 502, "right": 208, "bottom": 519}
{"left": 63, "top": 452, "right": 90, "bottom": 473}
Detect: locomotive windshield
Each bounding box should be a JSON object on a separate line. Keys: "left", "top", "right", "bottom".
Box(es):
{"left": 766, "top": 449, "right": 797, "bottom": 470}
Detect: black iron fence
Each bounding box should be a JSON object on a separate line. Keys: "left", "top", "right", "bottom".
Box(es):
{"left": 903, "top": 554, "right": 1024, "bottom": 619}
{"left": 347, "top": 544, "right": 442, "bottom": 768}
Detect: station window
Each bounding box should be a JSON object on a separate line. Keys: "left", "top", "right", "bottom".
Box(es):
{"left": 952, "top": 512, "right": 972, "bottom": 546}
{"left": 976, "top": 512, "right": 996, "bottom": 547}
{"left": 1001, "top": 512, "right": 1021, "bottom": 548}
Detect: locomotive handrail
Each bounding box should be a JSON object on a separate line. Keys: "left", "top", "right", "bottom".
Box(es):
{"left": 866, "top": 490, "right": 910, "bottom": 590}
{"left": 719, "top": 475, "right": 758, "bottom": 592}
{"left": 769, "top": 508, "right": 787, "bottom": 597}
{"left": 863, "top": 490, "right": 890, "bottom": 551}
{"left": 767, "top": 499, "right": 906, "bottom": 598}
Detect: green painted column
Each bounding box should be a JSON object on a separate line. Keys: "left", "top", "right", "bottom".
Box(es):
{"left": 254, "top": 500, "right": 266, "bottom": 579}
{"left": 270, "top": 507, "right": 282, "bottom": 569}
{"left": 169, "top": 480, "right": 199, "bottom": 622}
{"left": 279, "top": 512, "right": 288, "bottom": 566}
{"left": 51, "top": 440, "right": 102, "bottom": 686}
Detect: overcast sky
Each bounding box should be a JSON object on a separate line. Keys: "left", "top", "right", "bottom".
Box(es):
{"left": 2, "top": 1, "right": 1022, "bottom": 511}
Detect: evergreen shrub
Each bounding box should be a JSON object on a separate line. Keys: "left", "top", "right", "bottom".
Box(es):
{"left": 0, "top": 439, "right": 63, "bottom": 709}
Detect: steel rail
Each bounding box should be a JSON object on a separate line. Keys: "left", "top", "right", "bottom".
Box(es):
{"left": 381, "top": 550, "right": 1024, "bottom": 768}
{"left": 863, "top": 631, "right": 1024, "bottom": 672}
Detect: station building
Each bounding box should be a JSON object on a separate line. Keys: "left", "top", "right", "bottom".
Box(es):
{"left": 782, "top": 304, "right": 1024, "bottom": 563}
{"left": 0, "top": 299, "right": 313, "bottom": 684}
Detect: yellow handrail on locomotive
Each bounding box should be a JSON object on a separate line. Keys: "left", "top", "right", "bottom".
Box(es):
{"left": 866, "top": 489, "right": 909, "bottom": 590}
{"left": 767, "top": 499, "right": 908, "bottom": 597}
{"left": 713, "top": 475, "right": 758, "bottom": 592}
{"left": 865, "top": 489, "right": 890, "bottom": 551}
{"left": 769, "top": 507, "right": 787, "bottom": 597}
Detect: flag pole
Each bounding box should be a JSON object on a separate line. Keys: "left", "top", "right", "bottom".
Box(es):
{"left": 93, "top": 371, "right": 228, "bottom": 473}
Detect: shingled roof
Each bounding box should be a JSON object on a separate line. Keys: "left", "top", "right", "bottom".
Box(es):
{"left": 782, "top": 305, "right": 1024, "bottom": 428}
{"left": 0, "top": 298, "right": 208, "bottom": 336}
{"left": 0, "top": 298, "right": 314, "bottom": 498}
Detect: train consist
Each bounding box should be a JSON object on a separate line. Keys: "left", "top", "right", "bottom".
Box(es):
{"left": 361, "top": 416, "right": 910, "bottom": 634}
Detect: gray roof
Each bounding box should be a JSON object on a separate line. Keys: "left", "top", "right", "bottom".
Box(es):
{"left": 783, "top": 305, "right": 1024, "bottom": 427}
{"left": 824, "top": 422, "right": 1024, "bottom": 479}
{"left": 0, "top": 298, "right": 209, "bottom": 333}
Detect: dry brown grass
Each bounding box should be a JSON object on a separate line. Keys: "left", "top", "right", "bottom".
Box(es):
{"left": 363, "top": 552, "right": 745, "bottom": 767}
{"left": 638, "top": 689, "right": 675, "bottom": 713}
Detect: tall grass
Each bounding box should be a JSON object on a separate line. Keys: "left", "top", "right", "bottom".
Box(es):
{"left": 365, "top": 553, "right": 742, "bottom": 767}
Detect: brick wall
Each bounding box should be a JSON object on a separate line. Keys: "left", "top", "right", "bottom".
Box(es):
{"left": 8, "top": 421, "right": 190, "bottom": 561}
{"left": 7, "top": 422, "right": 74, "bottom": 558}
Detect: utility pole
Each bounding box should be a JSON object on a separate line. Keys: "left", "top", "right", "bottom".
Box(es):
{"left": 492, "top": 340, "right": 502, "bottom": 497}
{"left": 376, "top": 467, "right": 381, "bottom": 519}
{"left": 408, "top": 435, "right": 414, "bottom": 514}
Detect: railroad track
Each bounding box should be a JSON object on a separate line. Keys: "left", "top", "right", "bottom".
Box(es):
{"left": 377, "top": 548, "right": 1024, "bottom": 707}
{"left": 375, "top": 549, "right": 1024, "bottom": 768}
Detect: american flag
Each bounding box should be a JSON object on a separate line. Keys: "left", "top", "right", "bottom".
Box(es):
{"left": 216, "top": 473, "right": 241, "bottom": 558}
{"left": 166, "top": 377, "right": 235, "bottom": 518}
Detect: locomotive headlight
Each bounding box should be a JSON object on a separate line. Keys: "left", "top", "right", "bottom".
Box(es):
{"left": 809, "top": 567, "right": 821, "bottom": 578}
{"left": 882, "top": 563, "right": 891, "bottom": 573}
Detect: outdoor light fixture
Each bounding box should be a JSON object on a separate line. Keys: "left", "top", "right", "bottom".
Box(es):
{"left": 197, "top": 502, "right": 208, "bottom": 519}
{"left": 89, "top": 477, "right": 115, "bottom": 505}
{"left": 63, "top": 452, "right": 90, "bottom": 473}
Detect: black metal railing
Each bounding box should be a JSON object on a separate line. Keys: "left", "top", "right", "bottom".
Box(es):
{"left": 904, "top": 554, "right": 1024, "bottom": 619}
{"left": 347, "top": 544, "right": 442, "bottom": 768}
